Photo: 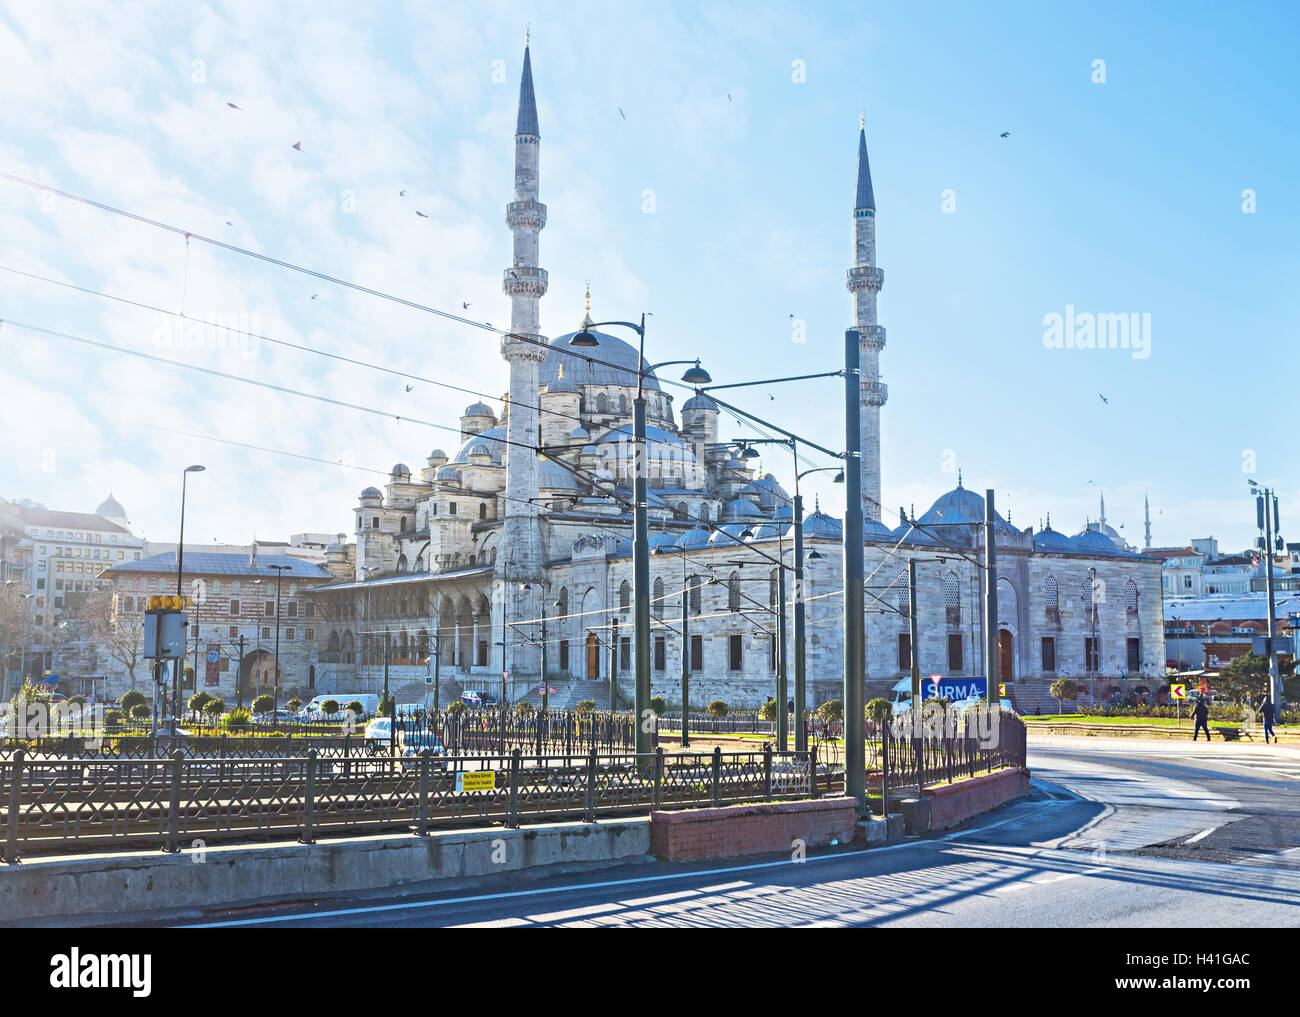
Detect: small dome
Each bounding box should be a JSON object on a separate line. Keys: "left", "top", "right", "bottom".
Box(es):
{"left": 428, "top": 449, "right": 447, "bottom": 460}
{"left": 863, "top": 518, "right": 894, "bottom": 541}
{"left": 649, "top": 533, "right": 680, "bottom": 552}
{"left": 724, "top": 499, "right": 765, "bottom": 519}
{"left": 1071, "top": 528, "right": 1123, "bottom": 554}
{"left": 326, "top": 542, "right": 344, "bottom": 553}
{"left": 581, "top": 444, "right": 600, "bottom": 457}
{"left": 391, "top": 463, "right": 411, "bottom": 477}
{"left": 682, "top": 393, "right": 719, "bottom": 413}
{"left": 680, "top": 528, "right": 712, "bottom": 549}
{"left": 464, "top": 402, "right": 495, "bottom": 417}
{"left": 568, "top": 425, "right": 590, "bottom": 440}
{"left": 539, "top": 461, "right": 579, "bottom": 490}
{"left": 434, "top": 466, "right": 459, "bottom": 481}
{"left": 747, "top": 522, "right": 784, "bottom": 541}
{"left": 359, "top": 486, "right": 383, "bottom": 500}
{"left": 95, "top": 493, "right": 126, "bottom": 519}
{"left": 801, "top": 511, "right": 843, "bottom": 540}
{"left": 547, "top": 377, "right": 580, "bottom": 395}
{"left": 710, "top": 524, "right": 749, "bottom": 546}
{"left": 1034, "top": 526, "right": 1072, "bottom": 552}
{"left": 467, "top": 444, "right": 491, "bottom": 458}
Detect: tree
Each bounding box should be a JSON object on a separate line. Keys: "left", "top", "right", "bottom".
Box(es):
{"left": 706, "top": 699, "right": 728, "bottom": 719}
{"left": 321, "top": 699, "right": 340, "bottom": 715}
{"left": 1221, "top": 653, "right": 1270, "bottom": 705}
{"left": 1049, "top": 678, "right": 1078, "bottom": 714}
{"left": 649, "top": 696, "right": 666, "bottom": 716}
{"left": 575, "top": 700, "right": 596, "bottom": 715}
{"left": 758, "top": 697, "right": 777, "bottom": 721}
{"left": 345, "top": 700, "right": 364, "bottom": 717}
{"left": 816, "top": 699, "right": 843, "bottom": 723}
{"left": 128, "top": 703, "right": 151, "bottom": 722}
{"left": 202, "top": 698, "right": 225, "bottom": 718}
{"left": 515, "top": 701, "right": 534, "bottom": 716}
{"left": 83, "top": 589, "right": 145, "bottom": 689}
{"left": 187, "top": 691, "right": 213, "bottom": 714}
{"left": 251, "top": 694, "right": 274, "bottom": 715}
{"left": 119, "top": 689, "right": 147, "bottom": 714}
{"left": 286, "top": 696, "right": 303, "bottom": 712}
{"left": 866, "top": 698, "right": 892, "bottom": 725}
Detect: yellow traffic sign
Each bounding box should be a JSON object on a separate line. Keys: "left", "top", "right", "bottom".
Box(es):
{"left": 455, "top": 771, "right": 496, "bottom": 794}
{"left": 998, "top": 683, "right": 1007, "bottom": 696}
{"left": 1171, "top": 684, "right": 1186, "bottom": 700}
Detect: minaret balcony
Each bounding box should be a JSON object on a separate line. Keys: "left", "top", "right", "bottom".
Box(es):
{"left": 859, "top": 324, "right": 887, "bottom": 351}
{"left": 861, "top": 380, "right": 888, "bottom": 407}
{"left": 846, "top": 266, "right": 884, "bottom": 292}
{"left": 505, "top": 199, "right": 547, "bottom": 230}
{"left": 503, "top": 266, "right": 549, "bottom": 298}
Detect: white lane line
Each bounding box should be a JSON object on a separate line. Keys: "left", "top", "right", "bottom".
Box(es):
{"left": 1184, "top": 827, "right": 1217, "bottom": 845}
{"left": 994, "top": 864, "right": 1113, "bottom": 894}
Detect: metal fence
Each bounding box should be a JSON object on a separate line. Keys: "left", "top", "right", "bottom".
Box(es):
{"left": 0, "top": 745, "right": 824, "bottom": 859}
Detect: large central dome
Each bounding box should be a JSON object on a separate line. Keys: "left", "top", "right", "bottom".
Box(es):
{"left": 540, "top": 330, "right": 661, "bottom": 392}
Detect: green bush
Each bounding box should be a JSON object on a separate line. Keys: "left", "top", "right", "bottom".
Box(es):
{"left": 286, "top": 697, "right": 303, "bottom": 712}
{"left": 66, "top": 694, "right": 87, "bottom": 707}
{"left": 119, "top": 690, "right": 147, "bottom": 714}
{"left": 758, "top": 698, "right": 777, "bottom": 721}
{"left": 816, "top": 699, "right": 843, "bottom": 723}
{"left": 649, "top": 696, "right": 666, "bottom": 717}
{"left": 321, "top": 699, "right": 340, "bottom": 715}
{"left": 187, "top": 691, "right": 213, "bottom": 714}
{"left": 576, "top": 700, "right": 596, "bottom": 715}
{"left": 866, "top": 698, "right": 892, "bottom": 724}
{"left": 706, "top": 700, "right": 728, "bottom": 719}
{"left": 104, "top": 709, "right": 123, "bottom": 726}
{"left": 202, "top": 698, "right": 226, "bottom": 718}
{"left": 378, "top": 695, "right": 394, "bottom": 718}
{"left": 251, "top": 694, "right": 275, "bottom": 715}
{"left": 128, "top": 703, "right": 151, "bottom": 722}
{"left": 345, "top": 700, "right": 364, "bottom": 716}
{"left": 447, "top": 701, "right": 468, "bottom": 716}
{"left": 222, "top": 707, "right": 252, "bottom": 731}
{"left": 515, "top": 701, "right": 534, "bottom": 716}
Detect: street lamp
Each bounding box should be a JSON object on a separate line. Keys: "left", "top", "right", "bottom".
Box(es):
{"left": 268, "top": 563, "right": 291, "bottom": 712}
{"left": 173, "top": 464, "right": 204, "bottom": 718}
{"left": 652, "top": 541, "right": 693, "bottom": 747}
{"left": 569, "top": 319, "right": 709, "bottom": 757}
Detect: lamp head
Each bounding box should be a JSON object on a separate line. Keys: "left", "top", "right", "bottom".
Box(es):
{"left": 833, "top": 470, "right": 845, "bottom": 484}
{"left": 185, "top": 464, "right": 206, "bottom": 473}
{"left": 568, "top": 328, "right": 599, "bottom": 348}
{"left": 681, "top": 360, "right": 711, "bottom": 385}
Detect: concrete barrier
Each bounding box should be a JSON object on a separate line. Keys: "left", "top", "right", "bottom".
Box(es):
{"left": 650, "top": 797, "right": 858, "bottom": 861}
{"left": 0, "top": 818, "right": 651, "bottom": 925}
{"left": 924, "top": 768, "right": 1030, "bottom": 831}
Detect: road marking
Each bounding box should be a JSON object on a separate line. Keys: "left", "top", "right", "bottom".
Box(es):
{"left": 994, "top": 864, "right": 1113, "bottom": 894}
{"left": 1184, "top": 827, "right": 1217, "bottom": 845}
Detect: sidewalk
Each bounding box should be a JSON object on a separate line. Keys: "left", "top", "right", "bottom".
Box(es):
{"left": 1027, "top": 732, "right": 1300, "bottom": 755}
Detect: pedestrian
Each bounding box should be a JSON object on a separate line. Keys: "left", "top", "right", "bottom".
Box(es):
{"left": 1262, "top": 697, "right": 1276, "bottom": 744}
{"left": 1192, "top": 696, "right": 1211, "bottom": 742}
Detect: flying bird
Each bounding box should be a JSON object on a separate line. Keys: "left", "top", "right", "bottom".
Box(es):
{"left": 404, "top": 384, "right": 413, "bottom": 393}
{"left": 291, "top": 141, "right": 302, "bottom": 151}
{"left": 415, "top": 210, "right": 428, "bottom": 218}
{"left": 224, "top": 220, "right": 232, "bottom": 226}
{"left": 399, "top": 189, "right": 407, "bottom": 197}
{"left": 461, "top": 301, "right": 471, "bottom": 309}
{"left": 999, "top": 131, "right": 1010, "bottom": 138}
{"left": 226, "top": 102, "right": 242, "bottom": 110}
{"left": 1099, "top": 393, "right": 1108, "bottom": 404}
{"left": 310, "top": 294, "right": 318, "bottom": 300}
{"left": 618, "top": 107, "right": 626, "bottom": 120}
{"left": 727, "top": 93, "right": 733, "bottom": 102}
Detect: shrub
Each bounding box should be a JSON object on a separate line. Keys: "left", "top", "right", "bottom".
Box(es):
{"left": 251, "top": 694, "right": 275, "bottom": 715}
{"left": 866, "top": 698, "right": 892, "bottom": 724}
{"left": 104, "top": 709, "right": 123, "bottom": 726}
{"left": 202, "top": 698, "right": 226, "bottom": 718}
{"left": 515, "top": 701, "right": 534, "bottom": 716}
{"left": 447, "top": 700, "right": 468, "bottom": 716}
{"left": 321, "top": 699, "right": 340, "bottom": 715}
{"left": 758, "top": 698, "right": 777, "bottom": 721}
{"left": 128, "top": 703, "right": 151, "bottom": 722}
{"left": 816, "top": 699, "right": 843, "bottom": 723}
{"left": 119, "top": 690, "right": 147, "bottom": 714}
{"left": 379, "top": 695, "right": 394, "bottom": 718}
{"left": 222, "top": 707, "right": 252, "bottom": 731}
{"left": 576, "top": 700, "right": 596, "bottom": 715}
{"left": 187, "top": 691, "right": 213, "bottom": 714}
{"left": 649, "top": 696, "right": 666, "bottom": 717}
{"left": 286, "top": 697, "right": 303, "bottom": 712}
{"left": 706, "top": 700, "right": 728, "bottom": 719}
{"left": 66, "top": 694, "right": 87, "bottom": 707}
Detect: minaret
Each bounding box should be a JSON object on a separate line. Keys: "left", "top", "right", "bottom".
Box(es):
{"left": 846, "top": 116, "right": 886, "bottom": 521}
{"left": 1099, "top": 491, "right": 1106, "bottom": 529}
{"left": 498, "top": 38, "right": 548, "bottom": 677}
{"left": 1143, "top": 494, "right": 1152, "bottom": 550}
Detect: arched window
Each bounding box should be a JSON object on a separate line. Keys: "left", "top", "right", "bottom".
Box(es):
{"left": 1044, "top": 574, "right": 1059, "bottom": 611}
{"left": 479, "top": 503, "right": 487, "bottom": 521}
{"left": 896, "top": 575, "right": 910, "bottom": 615}
{"left": 1124, "top": 579, "right": 1139, "bottom": 614}
{"left": 653, "top": 576, "right": 664, "bottom": 617}
{"left": 697, "top": 504, "right": 709, "bottom": 521}
{"left": 396, "top": 554, "right": 408, "bottom": 572}
{"left": 327, "top": 631, "right": 340, "bottom": 652}
{"left": 400, "top": 516, "right": 407, "bottom": 532}
{"left": 1082, "top": 576, "right": 1095, "bottom": 607}
{"left": 557, "top": 587, "right": 569, "bottom": 617}
{"left": 676, "top": 502, "right": 687, "bottom": 519}
{"left": 619, "top": 580, "right": 631, "bottom": 612}
{"left": 619, "top": 394, "right": 629, "bottom": 414}
{"left": 728, "top": 572, "right": 741, "bottom": 612}
{"left": 597, "top": 392, "right": 608, "bottom": 414}
{"left": 689, "top": 575, "right": 702, "bottom": 616}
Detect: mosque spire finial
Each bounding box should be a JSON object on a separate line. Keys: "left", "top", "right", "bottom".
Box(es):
{"left": 582, "top": 282, "right": 593, "bottom": 327}
{"left": 957, "top": 468, "right": 963, "bottom": 489}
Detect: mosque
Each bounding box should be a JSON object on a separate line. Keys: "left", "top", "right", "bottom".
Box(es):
{"left": 309, "top": 43, "right": 1166, "bottom": 714}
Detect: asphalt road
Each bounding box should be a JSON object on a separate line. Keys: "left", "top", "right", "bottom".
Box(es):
{"left": 169, "top": 741, "right": 1300, "bottom": 928}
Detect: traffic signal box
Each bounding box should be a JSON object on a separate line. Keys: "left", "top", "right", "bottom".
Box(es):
{"left": 143, "top": 595, "right": 191, "bottom": 660}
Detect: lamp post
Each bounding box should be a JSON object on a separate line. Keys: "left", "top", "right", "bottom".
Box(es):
{"left": 792, "top": 463, "right": 844, "bottom": 753}
{"left": 1087, "top": 566, "right": 1098, "bottom": 703}
{"left": 174, "top": 464, "right": 204, "bottom": 720}
{"left": 1247, "top": 480, "right": 1283, "bottom": 711}
{"left": 570, "top": 320, "right": 709, "bottom": 756}
{"left": 268, "top": 563, "right": 290, "bottom": 712}
{"left": 653, "top": 542, "right": 692, "bottom": 747}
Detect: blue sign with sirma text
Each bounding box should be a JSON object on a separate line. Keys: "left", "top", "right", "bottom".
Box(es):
{"left": 922, "top": 676, "right": 987, "bottom": 701}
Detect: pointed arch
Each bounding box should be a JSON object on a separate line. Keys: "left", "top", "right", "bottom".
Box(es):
{"left": 728, "top": 571, "right": 741, "bottom": 612}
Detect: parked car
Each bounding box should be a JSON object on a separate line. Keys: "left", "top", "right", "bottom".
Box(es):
{"left": 364, "top": 717, "right": 393, "bottom": 754}
{"left": 399, "top": 729, "right": 447, "bottom": 768}
{"left": 460, "top": 690, "right": 497, "bottom": 707}
{"left": 251, "top": 709, "right": 299, "bottom": 726}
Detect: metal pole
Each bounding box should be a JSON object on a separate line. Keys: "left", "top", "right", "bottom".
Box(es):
{"left": 842, "top": 327, "right": 866, "bottom": 814}
{"left": 680, "top": 557, "right": 690, "bottom": 748}
{"left": 793, "top": 493, "right": 807, "bottom": 753}
{"left": 273, "top": 568, "right": 283, "bottom": 712}
{"left": 541, "top": 598, "right": 549, "bottom": 714}
{"left": 985, "top": 490, "right": 999, "bottom": 706}
{"left": 383, "top": 630, "right": 393, "bottom": 757}
{"left": 776, "top": 553, "right": 788, "bottom": 753}
{"left": 610, "top": 617, "right": 619, "bottom": 712}
{"left": 1263, "top": 488, "right": 1280, "bottom": 711}
{"left": 633, "top": 318, "right": 652, "bottom": 755}
{"left": 236, "top": 634, "right": 245, "bottom": 711}
{"left": 909, "top": 558, "right": 921, "bottom": 731}
{"left": 176, "top": 470, "right": 188, "bottom": 598}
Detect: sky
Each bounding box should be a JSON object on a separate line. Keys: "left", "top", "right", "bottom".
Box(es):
{"left": 0, "top": 0, "right": 1295, "bottom": 554}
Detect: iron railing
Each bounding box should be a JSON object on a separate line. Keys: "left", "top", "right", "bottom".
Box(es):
{"left": 0, "top": 746, "right": 824, "bottom": 859}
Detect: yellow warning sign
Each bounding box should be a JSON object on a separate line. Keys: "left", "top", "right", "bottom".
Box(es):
{"left": 1171, "top": 684, "right": 1186, "bottom": 700}
{"left": 455, "top": 771, "right": 496, "bottom": 793}
{"left": 998, "top": 683, "right": 1007, "bottom": 696}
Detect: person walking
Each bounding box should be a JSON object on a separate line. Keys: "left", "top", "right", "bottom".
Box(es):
{"left": 1262, "top": 697, "right": 1277, "bottom": 744}
{"left": 1192, "top": 696, "right": 1211, "bottom": 742}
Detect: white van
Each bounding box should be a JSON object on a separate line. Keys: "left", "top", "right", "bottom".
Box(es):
{"left": 301, "top": 694, "right": 379, "bottom": 719}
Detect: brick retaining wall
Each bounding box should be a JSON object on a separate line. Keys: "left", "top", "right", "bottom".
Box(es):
{"left": 926, "top": 767, "right": 1029, "bottom": 831}
{"left": 650, "top": 798, "right": 858, "bottom": 861}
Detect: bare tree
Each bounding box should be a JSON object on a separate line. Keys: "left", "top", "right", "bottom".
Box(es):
{"left": 84, "top": 589, "right": 144, "bottom": 689}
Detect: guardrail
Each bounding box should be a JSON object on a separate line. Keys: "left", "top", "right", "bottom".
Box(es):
{"left": 0, "top": 746, "right": 833, "bottom": 859}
